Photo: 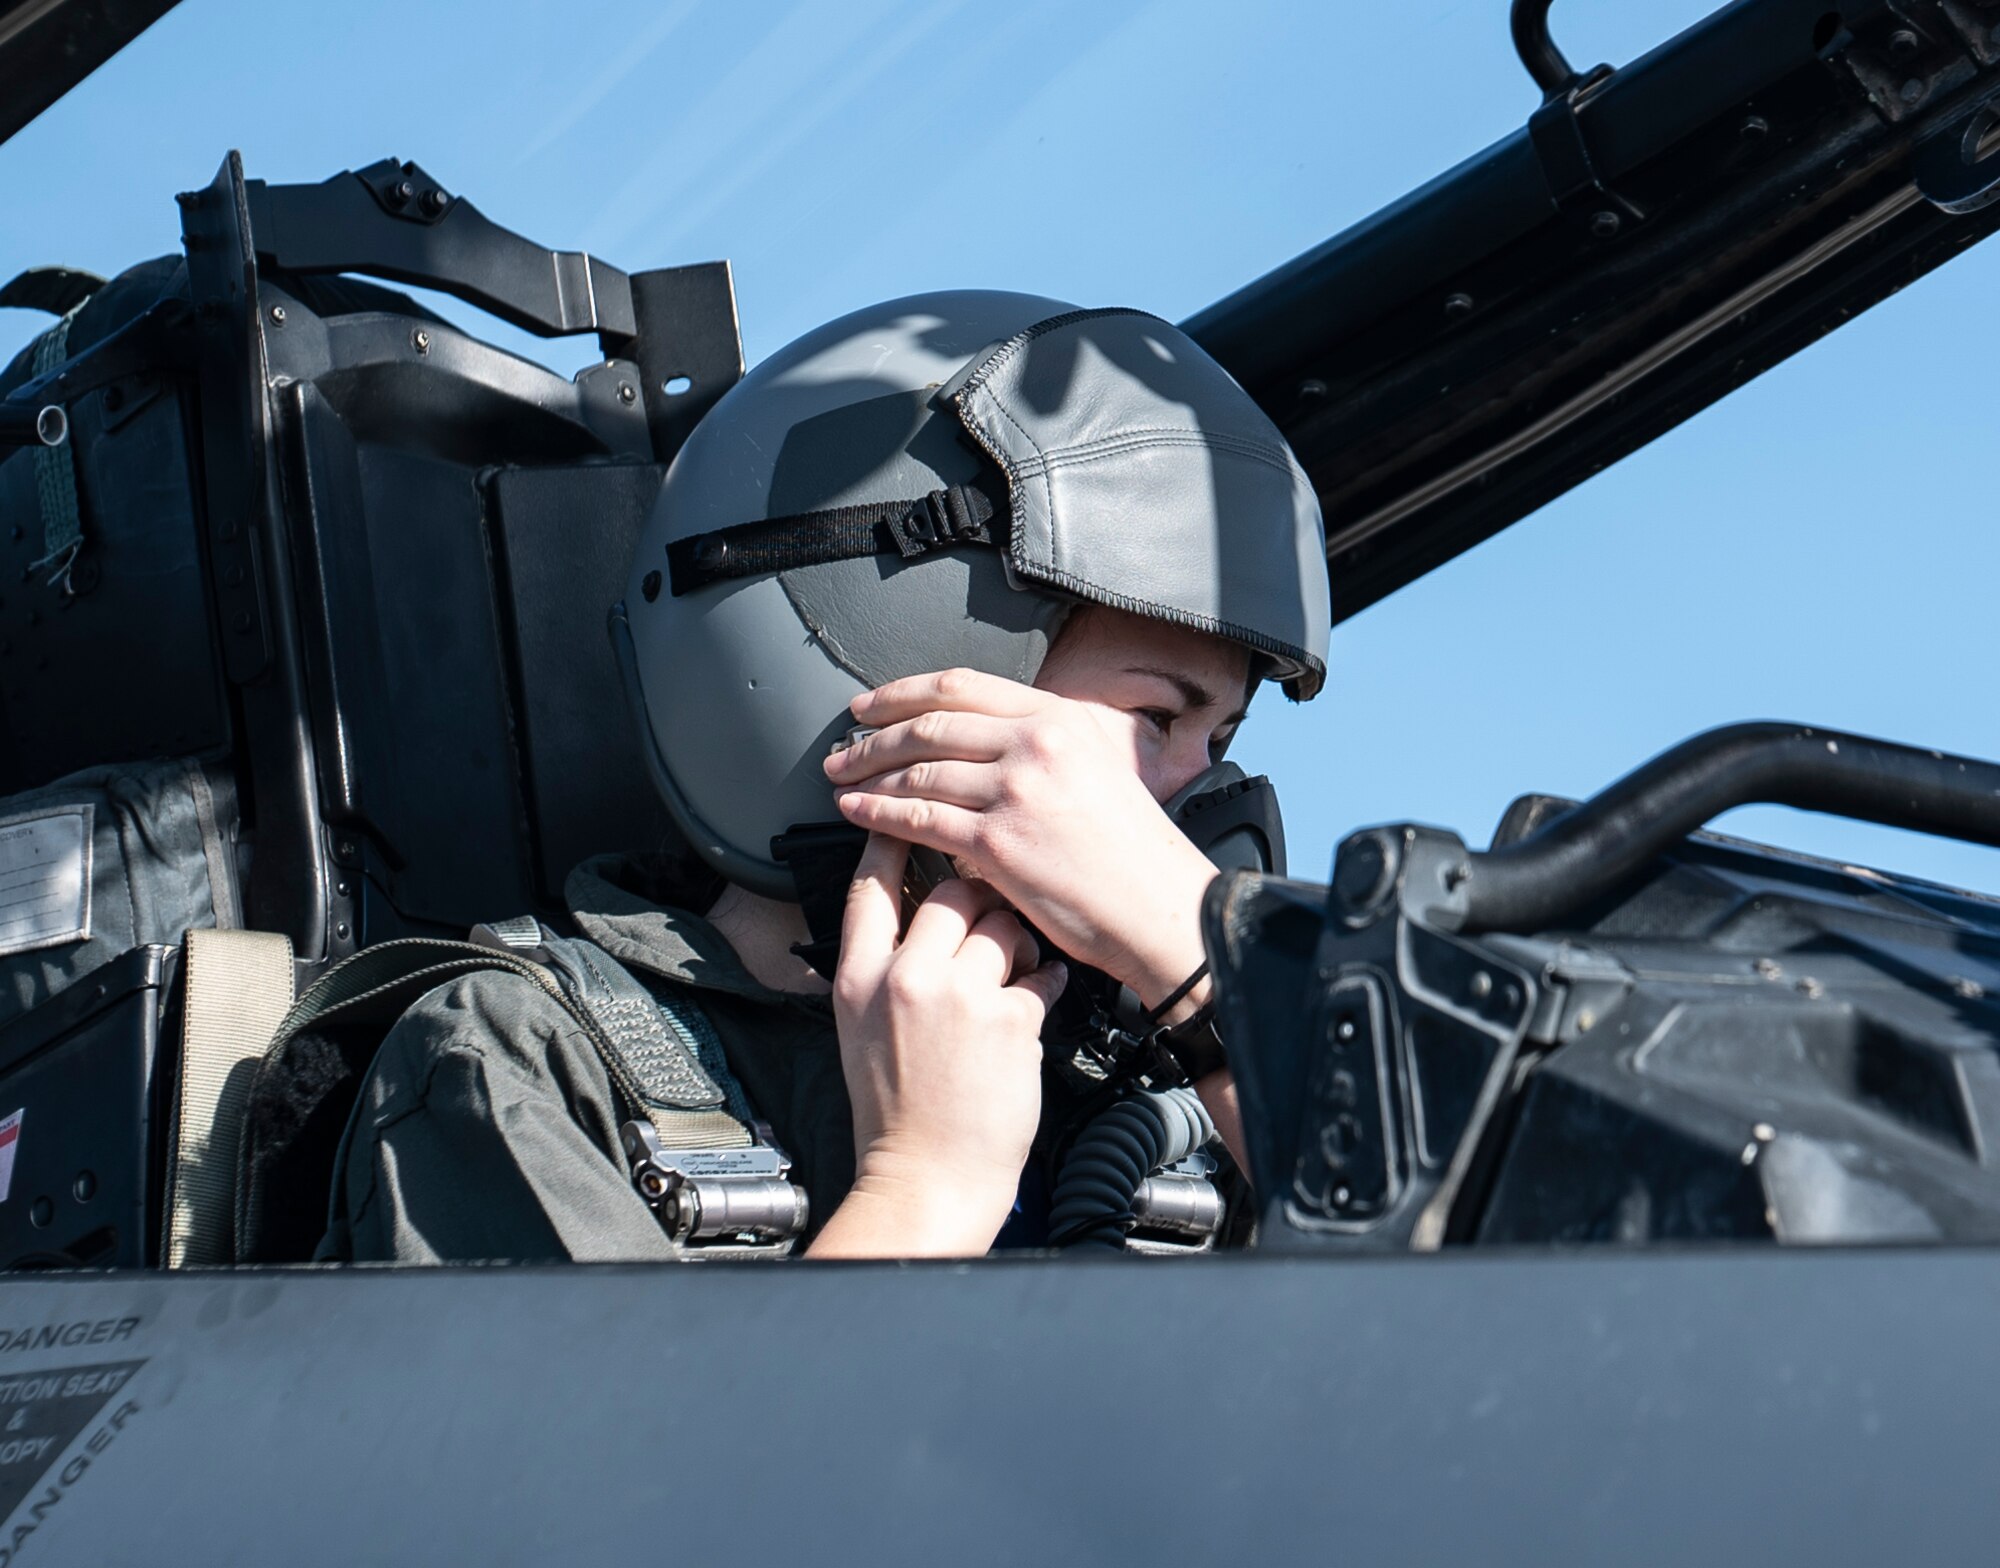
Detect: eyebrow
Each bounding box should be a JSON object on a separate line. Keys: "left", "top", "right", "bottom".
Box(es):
{"left": 1125, "top": 665, "right": 1250, "bottom": 728}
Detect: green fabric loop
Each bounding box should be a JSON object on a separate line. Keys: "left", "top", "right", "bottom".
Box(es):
{"left": 28, "top": 303, "right": 84, "bottom": 588}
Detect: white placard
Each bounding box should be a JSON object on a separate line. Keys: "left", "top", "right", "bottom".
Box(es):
{"left": 0, "top": 1110, "right": 25, "bottom": 1204}
{"left": 0, "top": 807, "right": 91, "bottom": 958}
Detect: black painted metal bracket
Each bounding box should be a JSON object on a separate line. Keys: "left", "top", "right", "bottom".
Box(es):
{"left": 246, "top": 161, "right": 637, "bottom": 342}
{"left": 1914, "top": 92, "right": 2000, "bottom": 208}
{"left": 241, "top": 158, "right": 742, "bottom": 466}
{"left": 1514, "top": 0, "right": 1644, "bottom": 232}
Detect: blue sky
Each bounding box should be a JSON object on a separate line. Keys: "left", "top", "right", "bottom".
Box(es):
{"left": 6, "top": 0, "right": 1998, "bottom": 892}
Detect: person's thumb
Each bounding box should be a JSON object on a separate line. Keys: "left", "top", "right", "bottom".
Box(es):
{"left": 1008, "top": 959, "right": 1069, "bottom": 1020}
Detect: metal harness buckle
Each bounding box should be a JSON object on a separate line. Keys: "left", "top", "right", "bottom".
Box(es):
{"left": 619, "top": 1122, "right": 810, "bottom": 1260}
{"left": 1124, "top": 1153, "right": 1227, "bottom": 1256}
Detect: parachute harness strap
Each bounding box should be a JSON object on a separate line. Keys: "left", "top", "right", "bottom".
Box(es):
{"left": 481, "top": 923, "right": 809, "bottom": 1258}
{"left": 285, "top": 929, "right": 806, "bottom": 1260}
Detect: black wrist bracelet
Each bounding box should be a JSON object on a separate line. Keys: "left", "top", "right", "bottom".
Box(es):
{"left": 1146, "top": 961, "right": 1228, "bottom": 1085}
{"left": 1145, "top": 960, "right": 1211, "bottom": 1026}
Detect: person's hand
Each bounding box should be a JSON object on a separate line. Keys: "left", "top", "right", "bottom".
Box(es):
{"left": 809, "top": 834, "right": 1067, "bottom": 1258}
{"left": 822, "top": 669, "right": 1219, "bottom": 1012}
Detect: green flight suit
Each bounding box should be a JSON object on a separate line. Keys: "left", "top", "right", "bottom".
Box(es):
{"left": 318, "top": 857, "right": 855, "bottom": 1263}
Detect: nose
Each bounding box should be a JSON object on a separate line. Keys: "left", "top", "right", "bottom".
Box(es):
{"left": 1150, "top": 729, "right": 1220, "bottom": 804}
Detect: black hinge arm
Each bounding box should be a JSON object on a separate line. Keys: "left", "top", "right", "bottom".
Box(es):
{"left": 233, "top": 156, "right": 745, "bottom": 465}
{"left": 244, "top": 162, "right": 639, "bottom": 348}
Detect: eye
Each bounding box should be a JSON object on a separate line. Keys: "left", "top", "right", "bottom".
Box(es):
{"left": 1135, "top": 708, "right": 1176, "bottom": 737}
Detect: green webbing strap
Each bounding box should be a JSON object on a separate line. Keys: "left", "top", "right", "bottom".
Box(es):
{"left": 535, "top": 933, "right": 754, "bottom": 1150}
{"left": 270, "top": 935, "right": 755, "bottom": 1151}
{"left": 27, "top": 303, "right": 83, "bottom": 590}
{"left": 267, "top": 938, "right": 543, "bottom": 1041}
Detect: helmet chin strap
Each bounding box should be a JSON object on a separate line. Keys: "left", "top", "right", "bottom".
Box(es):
{"left": 769, "top": 822, "right": 869, "bottom": 982}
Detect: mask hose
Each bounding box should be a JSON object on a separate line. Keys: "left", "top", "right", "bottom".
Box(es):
{"left": 1046, "top": 1087, "right": 1216, "bottom": 1251}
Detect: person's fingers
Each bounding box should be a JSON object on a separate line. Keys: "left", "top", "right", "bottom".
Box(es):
{"left": 840, "top": 833, "right": 909, "bottom": 984}
{"left": 823, "top": 711, "right": 1014, "bottom": 784}
{"left": 834, "top": 791, "right": 983, "bottom": 861}
{"left": 834, "top": 759, "right": 999, "bottom": 810}
{"left": 851, "top": 668, "right": 1048, "bottom": 727}
{"left": 1007, "top": 959, "right": 1070, "bottom": 1021}
{"left": 900, "top": 875, "right": 1008, "bottom": 960}
{"left": 955, "top": 907, "right": 1039, "bottom": 988}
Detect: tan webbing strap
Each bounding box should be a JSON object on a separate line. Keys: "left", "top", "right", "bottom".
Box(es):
{"left": 165, "top": 927, "right": 294, "bottom": 1268}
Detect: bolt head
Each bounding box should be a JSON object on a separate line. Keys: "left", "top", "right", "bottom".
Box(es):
{"left": 269, "top": 304, "right": 286, "bottom": 325}
{"left": 1889, "top": 28, "right": 1919, "bottom": 60}
{"left": 420, "top": 188, "right": 450, "bottom": 216}
{"left": 389, "top": 179, "right": 414, "bottom": 206}
{"left": 1590, "top": 209, "right": 1622, "bottom": 239}
{"left": 413, "top": 329, "right": 431, "bottom": 353}
{"left": 1899, "top": 77, "right": 1925, "bottom": 105}
{"left": 618, "top": 381, "right": 637, "bottom": 405}
{"left": 1740, "top": 114, "right": 1769, "bottom": 140}
{"left": 1444, "top": 292, "right": 1474, "bottom": 320}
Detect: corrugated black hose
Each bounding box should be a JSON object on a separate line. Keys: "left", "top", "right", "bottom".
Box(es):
{"left": 1047, "top": 1088, "right": 1215, "bottom": 1251}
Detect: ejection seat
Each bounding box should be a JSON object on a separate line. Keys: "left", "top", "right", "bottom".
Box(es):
{"left": 0, "top": 154, "right": 744, "bottom": 1269}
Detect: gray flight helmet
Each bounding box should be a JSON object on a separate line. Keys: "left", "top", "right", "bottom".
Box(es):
{"left": 612, "top": 290, "right": 1331, "bottom": 899}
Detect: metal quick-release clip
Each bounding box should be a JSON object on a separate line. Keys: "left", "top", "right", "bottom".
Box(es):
{"left": 620, "top": 1121, "right": 809, "bottom": 1259}
{"left": 1124, "top": 1152, "right": 1226, "bottom": 1255}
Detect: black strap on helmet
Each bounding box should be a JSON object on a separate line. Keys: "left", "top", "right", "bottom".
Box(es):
{"left": 666, "top": 481, "right": 1000, "bottom": 596}
{"left": 768, "top": 822, "right": 867, "bottom": 981}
